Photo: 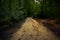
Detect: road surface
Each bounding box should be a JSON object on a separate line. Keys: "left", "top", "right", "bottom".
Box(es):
{"left": 8, "top": 17, "right": 60, "bottom": 40}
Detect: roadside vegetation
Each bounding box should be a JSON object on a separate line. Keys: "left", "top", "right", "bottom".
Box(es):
{"left": 0, "top": 0, "right": 60, "bottom": 30}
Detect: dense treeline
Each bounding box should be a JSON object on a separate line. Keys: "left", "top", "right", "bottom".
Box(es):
{"left": 0, "top": 0, "right": 60, "bottom": 29}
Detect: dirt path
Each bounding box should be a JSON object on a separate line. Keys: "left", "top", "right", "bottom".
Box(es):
{"left": 8, "top": 17, "right": 60, "bottom": 40}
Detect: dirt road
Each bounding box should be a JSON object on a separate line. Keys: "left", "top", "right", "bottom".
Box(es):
{"left": 8, "top": 17, "right": 60, "bottom": 40}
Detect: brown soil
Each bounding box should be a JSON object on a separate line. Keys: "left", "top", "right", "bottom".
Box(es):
{"left": 7, "top": 17, "right": 60, "bottom": 40}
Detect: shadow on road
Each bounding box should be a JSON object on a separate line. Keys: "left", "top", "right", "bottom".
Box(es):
{"left": 35, "top": 19, "right": 60, "bottom": 37}
{"left": 0, "top": 18, "right": 26, "bottom": 40}
{"left": 42, "top": 22, "right": 60, "bottom": 37}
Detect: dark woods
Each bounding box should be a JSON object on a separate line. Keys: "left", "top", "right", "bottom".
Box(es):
{"left": 0, "top": 0, "right": 60, "bottom": 29}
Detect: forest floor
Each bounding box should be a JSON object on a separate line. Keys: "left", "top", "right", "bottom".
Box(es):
{"left": 0, "top": 17, "right": 60, "bottom": 40}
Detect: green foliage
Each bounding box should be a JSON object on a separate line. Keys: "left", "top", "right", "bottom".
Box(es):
{"left": 0, "top": 0, "right": 60, "bottom": 29}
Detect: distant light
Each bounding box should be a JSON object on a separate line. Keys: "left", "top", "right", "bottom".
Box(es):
{"left": 34, "top": 0, "right": 39, "bottom": 3}
{"left": 34, "top": 0, "right": 40, "bottom": 4}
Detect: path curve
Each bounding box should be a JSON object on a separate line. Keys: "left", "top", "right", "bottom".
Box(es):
{"left": 9, "top": 17, "right": 60, "bottom": 40}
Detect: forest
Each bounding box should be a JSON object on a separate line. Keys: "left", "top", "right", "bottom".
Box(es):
{"left": 0, "top": 0, "right": 60, "bottom": 30}
{"left": 0, "top": 0, "right": 60, "bottom": 40}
